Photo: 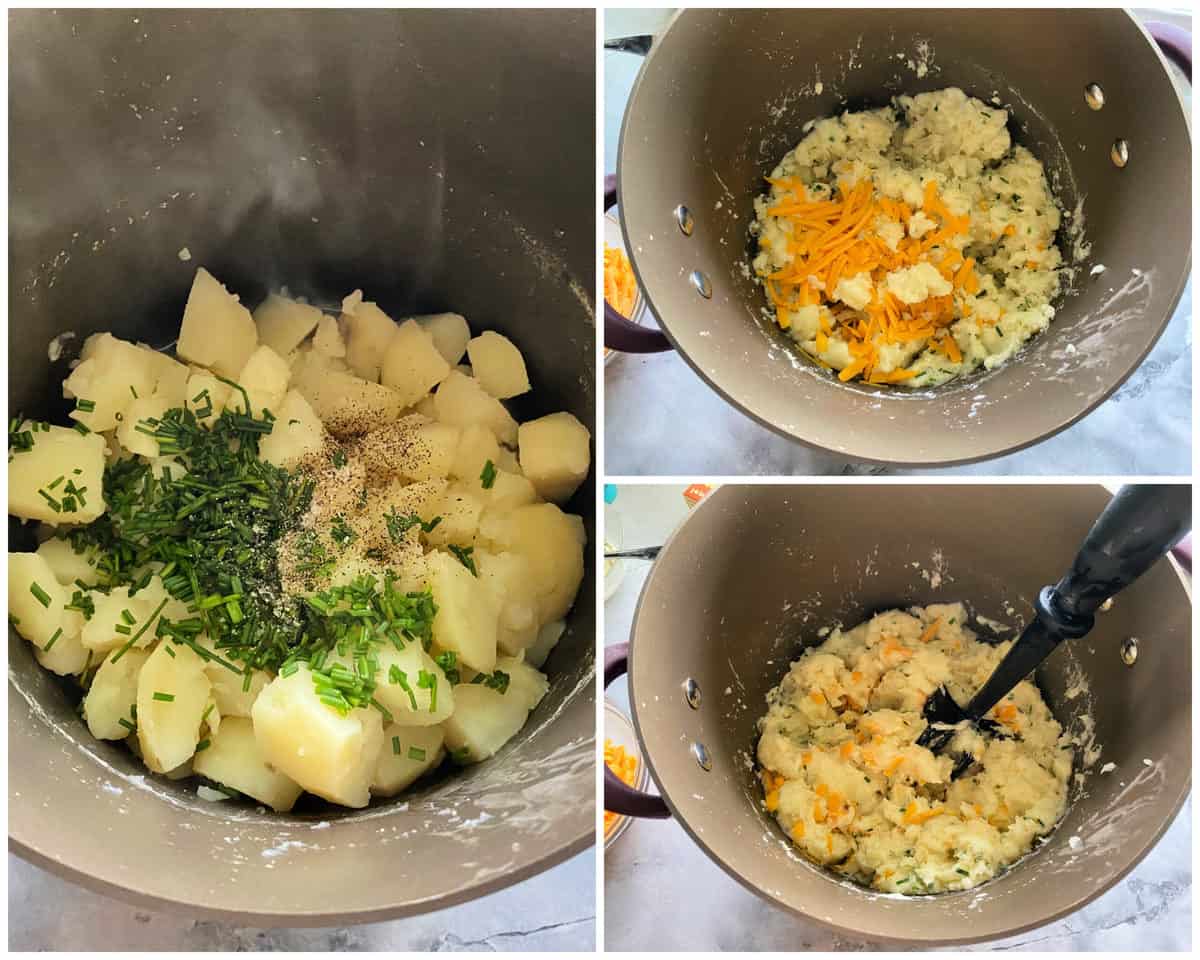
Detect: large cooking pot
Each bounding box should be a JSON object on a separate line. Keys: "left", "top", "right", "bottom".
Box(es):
{"left": 9, "top": 8, "right": 595, "bottom": 924}
{"left": 610, "top": 9, "right": 1191, "bottom": 466}
{"left": 605, "top": 485, "right": 1191, "bottom": 945}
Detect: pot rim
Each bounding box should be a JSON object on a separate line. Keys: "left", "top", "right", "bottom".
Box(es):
{"left": 623, "top": 485, "right": 1192, "bottom": 945}
{"left": 615, "top": 8, "right": 1192, "bottom": 467}
{"left": 9, "top": 775, "right": 593, "bottom": 927}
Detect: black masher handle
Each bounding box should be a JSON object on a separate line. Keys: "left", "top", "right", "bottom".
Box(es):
{"left": 964, "top": 485, "right": 1191, "bottom": 721}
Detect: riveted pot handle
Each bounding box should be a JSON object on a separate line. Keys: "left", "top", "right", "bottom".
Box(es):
{"left": 604, "top": 642, "right": 671, "bottom": 819}
{"left": 1146, "top": 21, "right": 1192, "bottom": 82}
{"left": 603, "top": 175, "right": 673, "bottom": 354}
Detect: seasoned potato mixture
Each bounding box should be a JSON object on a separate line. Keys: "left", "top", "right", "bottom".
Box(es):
{"left": 9, "top": 267, "right": 590, "bottom": 811}
{"left": 752, "top": 87, "right": 1065, "bottom": 387}
{"left": 756, "top": 603, "right": 1072, "bottom": 894}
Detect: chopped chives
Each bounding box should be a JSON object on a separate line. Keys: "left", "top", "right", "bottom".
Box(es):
{"left": 408, "top": 746, "right": 426, "bottom": 762}
{"left": 152, "top": 691, "right": 175, "bottom": 702}
{"left": 43, "top": 627, "right": 63, "bottom": 652}
{"left": 195, "top": 738, "right": 211, "bottom": 752}
{"left": 29, "top": 582, "right": 52, "bottom": 608}
{"left": 392, "top": 735, "right": 402, "bottom": 755}
{"left": 75, "top": 398, "right": 96, "bottom": 412}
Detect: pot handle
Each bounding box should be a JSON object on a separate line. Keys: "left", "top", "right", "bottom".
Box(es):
{"left": 1145, "top": 20, "right": 1192, "bottom": 82}
{"left": 1170, "top": 534, "right": 1192, "bottom": 573}
{"left": 604, "top": 643, "right": 671, "bottom": 819}
{"left": 603, "top": 175, "right": 674, "bottom": 354}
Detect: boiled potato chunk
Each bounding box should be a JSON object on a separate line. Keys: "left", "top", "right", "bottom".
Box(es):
{"left": 467, "top": 331, "right": 531, "bottom": 399}
{"left": 36, "top": 537, "right": 101, "bottom": 586}
{"left": 8, "top": 424, "right": 107, "bottom": 524}
{"left": 291, "top": 351, "right": 405, "bottom": 435}
{"left": 9, "top": 552, "right": 71, "bottom": 649}
{"left": 477, "top": 550, "right": 539, "bottom": 655}
{"left": 526, "top": 619, "right": 566, "bottom": 670}
{"left": 484, "top": 471, "right": 537, "bottom": 510}
{"left": 482, "top": 503, "right": 585, "bottom": 625}
{"left": 253, "top": 293, "right": 322, "bottom": 357}
{"left": 380, "top": 319, "right": 451, "bottom": 407}
{"left": 85, "top": 648, "right": 149, "bottom": 739}
{"left": 442, "top": 660, "right": 548, "bottom": 763}
{"left": 372, "top": 642, "right": 454, "bottom": 726}
{"left": 116, "top": 393, "right": 175, "bottom": 458}
{"left": 34, "top": 628, "right": 91, "bottom": 676}
{"left": 252, "top": 666, "right": 384, "bottom": 808}
{"left": 373, "top": 723, "right": 445, "bottom": 796}
{"left": 433, "top": 371, "right": 518, "bottom": 445}
{"left": 176, "top": 267, "right": 258, "bottom": 378}
{"left": 136, "top": 642, "right": 212, "bottom": 773}
{"left": 417, "top": 312, "right": 471, "bottom": 365}
{"left": 228, "top": 344, "right": 290, "bottom": 418}
{"left": 185, "top": 370, "right": 233, "bottom": 426}
{"left": 196, "top": 638, "right": 270, "bottom": 718}
{"left": 451, "top": 424, "right": 501, "bottom": 485}
{"left": 342, "top": 294, "right": 398, "bottom": 382}
{"left": 424, "top": 484, "right": 483, "bottom": 548}
{"left": 427, "top": 550, "right": 499, "bottom": 673}
{"left": 193, "top": 716, "right": 304, "bottom": 813}
{"left": 518, "top": 412, "right": 591, "bottom": 503}
{"left": 63, "top": 333, "right": 157, "bottom": 431}
{"left": 312, "top": 314, "right": 347, "bottom": 358}
{"left": 257, "top": 389, "right": 328, "bottom": 469}
{"left": 140, "top": 347, "right": 191, "bottom": 408}
{"left": 353, "top": 417, "right": 458, "bottom": 482}
{"left": 81, "top": 584, "right": 174, "bottom": 653}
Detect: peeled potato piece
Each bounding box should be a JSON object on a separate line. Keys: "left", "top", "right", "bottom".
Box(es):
{"left": 176, "top": 267, "right": 258, "bottom": 378}
{"left": 63, "top": 333, "right": 157, "bottom": 432}
{"left": 372, "top": 642, "right": 455, "bottom": 727}
{"left": 116, "top": 393, "right": 175, "bottom": 458}
{"left": 251, "top": 665, "right": 384, "bottom": 809}
{"left": 9, "top": 552, "right": 71, "bottom": 650}
{"left": 467, "top": 331, "right": 531, "bottom": 399}
{"left": 257, "top": 389, "right": 328, "bottom": 469}
{"left": 442, "top": 659, "right": 548, "bottom": 763}
{"left": 517, "top": 412, "right": 591, "bottom": 504}
{"left": 416, "top": 312, "right": 471, "bottom": 365}
{"left": 253, "top": 293, "right": 322, "bottom": 357}
{"left": 228, "top": 344, "right": 291, "bottom": 419}
{"left": 373, "top": 723, "right": 446, "bottom": 796}
{"left": 427, "top": 550, "right": 499, "bottom": 673}
{"left": 291, "top": 351, "right": 405, "bottom": 435}
{"left": 526, "top": 619, "right": 566, "bottom": 670}
{"left": 36, "top": 537, "right": 102, "bottom": 587}
{"left": 342, "top": 295, "right": 398, "bottom": 382}
{"left": 136, "top": 642, "right": 212, "bottom": 773}
{"left": 8, "top": 424, "right": 107, "bottom": 524}
{"left": 433, "top": 370, "right": 518, "bottom": 445}
{"left": 380, "top": 319, "right": 451, "bottom": 407}
{"left": 85, "top": 648, "right": 150, "bottom": 740}
{"left": 193, "top": 717, "right": 304, "bottom": 813}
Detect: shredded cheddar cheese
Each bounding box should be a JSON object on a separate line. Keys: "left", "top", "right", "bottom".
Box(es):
{"left": 752, "top": 87, "right": 1066, "bottom": 389}
{"left": 603, "top": 244, "right": 638, "bottom": 317}
{"left": 604, "top": 738, "right": 639, "bottom": 834}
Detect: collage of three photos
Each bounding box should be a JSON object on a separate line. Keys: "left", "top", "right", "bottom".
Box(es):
{"left": 7, "top": 5, "right": 1194, "bottom": 953}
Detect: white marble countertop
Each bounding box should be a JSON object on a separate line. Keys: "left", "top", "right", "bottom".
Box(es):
{"left": 9, "top": 847, "right": 595, "bottom": 951}
{"left": 604, "top": 9, "right": 1193, "bottom": 477}
{"left": 601, "top": 484, "right": 1191, "bottom": 951}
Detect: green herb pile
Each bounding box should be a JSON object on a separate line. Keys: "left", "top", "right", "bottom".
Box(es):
{"left": 61, "top": 392, "right": 440, "bottom": 713}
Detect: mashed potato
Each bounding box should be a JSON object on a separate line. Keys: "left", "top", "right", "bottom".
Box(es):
{"left": 756, "top": 603, "right": 1072, "bottom": 894}
{"left": 751, "top": 87, "right": 1065, "bottom": 387}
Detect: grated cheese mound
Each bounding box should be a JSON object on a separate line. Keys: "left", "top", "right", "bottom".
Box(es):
{"left": 756, "top": 603, "right": 1072, "bottom": 894}
{"left": 751, "top": 87, "right": 1065, "bottom": 387}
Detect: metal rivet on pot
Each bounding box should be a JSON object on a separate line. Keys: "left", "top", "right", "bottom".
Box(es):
{"left": 674, "top": 204, "right": 695, "bottom": 237}
{"left": 689, "top": 270, "right": 712, "bottom": 299}
{"left": 691, "top": 741, "right": 712, "bottom": 771}
{"left": 1110, "top": 139, "right": 1129, "bottom": 168}
{"left": 1120, "top": 636, "right": 1138, "bottom": 666}
{"left": 1099, "top": 597, "right": 1115, "bottom": 613}
{"left": 683, "top": 677, "right": 701, "bottom": 709}
{"left": 1084, "top": 83, "right": 1105, "bottom": 110}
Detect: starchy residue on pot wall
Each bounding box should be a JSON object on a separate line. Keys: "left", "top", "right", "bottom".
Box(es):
{"left": 756, "top": 602, "right": 1072, "bottom": 894}
{"left": 752, "top": 87, "right": 1066, "bottom": 388}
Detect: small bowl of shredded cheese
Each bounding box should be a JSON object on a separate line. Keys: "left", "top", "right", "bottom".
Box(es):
{"left": 604, "top": 700, "right": 648, "bottom": 849}
{"left": 603, "top": 211, "right": 648, "bottom": 363}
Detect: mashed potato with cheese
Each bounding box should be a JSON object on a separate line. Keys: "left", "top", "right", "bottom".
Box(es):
{"left": 751, "top": 87, "right": 1065, "bottom": 387}
{"left": 756, "top": 603, "right": 1072, "bottom": 894}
